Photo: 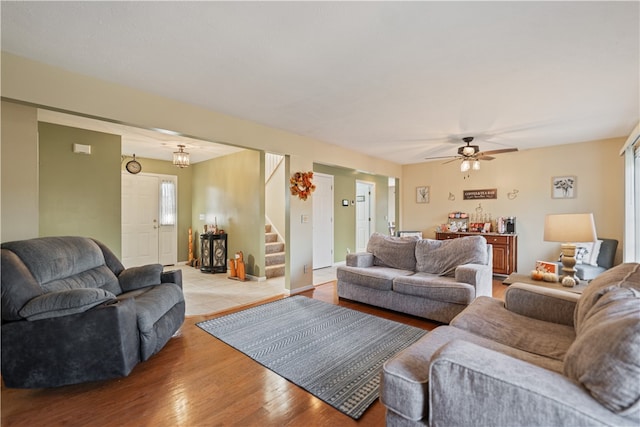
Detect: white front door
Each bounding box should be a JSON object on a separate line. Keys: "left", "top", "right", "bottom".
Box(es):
{"left": 122, "top": 173, "right": 159, "bottom": 267}
{"left": 356, "top": 181, "right": 375, "bottom": 252}
{"left": 313, "top": 173, "right": 334, "bottom": 269}
{"left": 121, "top": 173, "right": 178, "bottom": 268}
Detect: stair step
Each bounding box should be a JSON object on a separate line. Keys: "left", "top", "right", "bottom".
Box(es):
{"left": 265, "top": 232, "right": 278, "bottom": 243}
{"left": 265, "top": 264, "right": 285, "bottom": 279}
{"left": 265, "top": 224, "right": 272, "bottom": 233}
{"left": 266, "top": 252, "right": 285, "bottom": 266}
{"left": 266, "top": 242, "right": 285, "bottom": 254}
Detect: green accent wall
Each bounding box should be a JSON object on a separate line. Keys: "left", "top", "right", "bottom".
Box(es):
{"left": 192, "top": 150, "right": 265, "bottom": 276}
{"left": 124, "top": 158, "right": 193, "bottom": 262}
{"left": 39, "top": 122, "right": 122, "bottom": 255}
{"left": 313, "top": 163, "right": 393, "bottom": 262}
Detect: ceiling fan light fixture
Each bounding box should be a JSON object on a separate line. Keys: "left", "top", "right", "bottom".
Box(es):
{"left": 472, "top": 160, "right": 481, "bottom": 171}
{"left": 173, "top": 144, "right": 190, "bottom": 168}
{"left": 460, "top": 160, "right": 471, "bottom": 172}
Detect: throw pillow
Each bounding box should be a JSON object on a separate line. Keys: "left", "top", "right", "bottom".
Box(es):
{"left": 367, "top": 232, "right": 418, "bottom": 271}
{"left": 564, "top": 286, "right": 640, "bottom": 414}
{"left": 415, "top": 235, "right": 487, "bottom": 276}
{"left": 19, "top": 288, "right": 116, "bottom": 321}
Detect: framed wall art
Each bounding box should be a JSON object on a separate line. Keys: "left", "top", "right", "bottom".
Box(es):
{"left": 416, "top": 186, "right": 430, "bottom": 203}
{"left": 551, "top": 176, "right": 576, "bottom": 199}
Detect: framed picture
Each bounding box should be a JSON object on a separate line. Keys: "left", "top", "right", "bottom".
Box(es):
{"left": 551, "top": 176, "right": 576, "bottom": 199}
{"left": 535, "top": 260, "right": 557, "bottom": 274}
{"left": 416, "top": 186, "right": 430, "bottom": 203}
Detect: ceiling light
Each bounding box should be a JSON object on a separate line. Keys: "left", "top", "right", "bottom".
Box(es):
{"left": 462, "top": 146, "right": 476, "bottom": 156}
{"left": 173, "top": 145, "right": 190, "bottom": 168}
{"left": 472, "top": 160, "right": 481, "bottom": 171}
{"left": 460, "top": 160, "right": 471, "bottom": 172}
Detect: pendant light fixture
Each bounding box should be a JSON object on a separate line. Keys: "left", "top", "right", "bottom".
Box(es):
{"left": 173, "top": 144, "right": 190, "bottom": 168}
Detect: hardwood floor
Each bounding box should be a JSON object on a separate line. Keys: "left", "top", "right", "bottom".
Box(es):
{"left": 1, "top": 279, "right": 508, "bottom": 426}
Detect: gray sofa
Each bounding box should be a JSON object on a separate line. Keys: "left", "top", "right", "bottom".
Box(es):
{"left": 337, "top": 233, "right": 493, "bottom": 324}
{"left": 1, "top": 236, "right": 185, "bottom": 388}
{"left": 381, "top": 262, "right": 640, "bottom": 427}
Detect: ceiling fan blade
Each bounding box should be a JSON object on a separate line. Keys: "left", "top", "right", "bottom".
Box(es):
{"left": 477, "top": 148, "right": 518, "bottom": 157}
{"left": 476, "top": 155, "right": 495, "bottom": 161}
{"left": 442, "top": 157, "right": 461, "bottom": 164}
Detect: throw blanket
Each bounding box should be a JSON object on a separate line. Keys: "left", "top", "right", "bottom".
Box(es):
{"left": 416, "top": 236, "right": 488, "bottom": 276}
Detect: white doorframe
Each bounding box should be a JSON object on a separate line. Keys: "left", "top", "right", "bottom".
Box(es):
{"left": 313, "top": 173, "right": 334, "bottom": 269}
{"left": 355, "top": 180, "right": 376, "bottom": 252}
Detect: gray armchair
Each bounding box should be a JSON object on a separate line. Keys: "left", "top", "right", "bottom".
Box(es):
{"left": 556, "top": 237, "right": 618, "bottom": 280}
{"left": 1, "top": 236, "right": 185, "bottom": 388}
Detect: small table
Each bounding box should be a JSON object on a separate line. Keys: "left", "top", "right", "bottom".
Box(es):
{"left": 502, "top": 273, "right": 588, "bottom": 294}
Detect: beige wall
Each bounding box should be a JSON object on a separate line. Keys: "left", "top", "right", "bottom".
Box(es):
{"left": 1, "top": 101, "right": 39, "bottom": 242}
{"left": 1, "top": 52, "right": 401, "bottom": 292}
{"left": 401, "top": 138, "right": 625, "bottom": 271}
{"left": 191, "top": 150, "right": 265, "bottom": 278}
{"left": 38, "top": 122, "right": 122, "bottom": 254}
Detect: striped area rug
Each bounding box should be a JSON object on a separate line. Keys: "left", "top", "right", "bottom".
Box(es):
{"left": 197, "top": 295, "right": 428, "bottom": 419}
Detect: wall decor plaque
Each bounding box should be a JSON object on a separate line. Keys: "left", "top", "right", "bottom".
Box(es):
{"left": 463, "top": 189, "right": 497, "bottom": 200}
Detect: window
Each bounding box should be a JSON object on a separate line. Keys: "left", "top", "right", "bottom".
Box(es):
{"left": 623, "top": 129, "right": 640, "bottom": 262}
{"left": 160, "top": 180, "right": 176, "bottom": 226}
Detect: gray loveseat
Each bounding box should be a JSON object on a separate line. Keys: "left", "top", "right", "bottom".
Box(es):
{"left": 381, "top": 262, "right": 640, "bottom": 426}
{"left": 1, "top": 236, "right": 185, "bottom": 388}
{"left": 337, "top": 233, "right": 493, "bottom": 323}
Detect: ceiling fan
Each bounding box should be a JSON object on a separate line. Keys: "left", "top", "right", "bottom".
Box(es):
{"left": 425, "top": 136, "right": 518, "bottom": 172}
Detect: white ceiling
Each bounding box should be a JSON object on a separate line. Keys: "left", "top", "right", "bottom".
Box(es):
{"left": 2, "top": 1, "right": 639, "bottom": 165}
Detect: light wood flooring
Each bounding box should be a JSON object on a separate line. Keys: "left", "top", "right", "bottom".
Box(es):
{"left": 1, "top": 279, "right": 508, "bottom": 427}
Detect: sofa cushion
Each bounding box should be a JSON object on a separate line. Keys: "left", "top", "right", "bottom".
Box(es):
{"left": 337, "top": 265, "right": 413, "bottom": 291}
{"left": 415, "top": 236, "right": 487, "bottom": 276}
{"left": 18, "top": 288, "right": 116, "bottom": 321}
{"left": 366, "top": 232, "right": 419, "bottom": 271}
{"left": 392, "top": 273, "right": 475, "bottom": 305}
{"left": 574, "top": 263, "right": 640, "bottom": 332}
{"left": 450, "top": 296, "right": 576, "bottom": 360}
{"left": 564, "top": 286, "right": 640, "bottom": 414}
{"left": 381, "top": 326, "right": 565, "bottom": 421}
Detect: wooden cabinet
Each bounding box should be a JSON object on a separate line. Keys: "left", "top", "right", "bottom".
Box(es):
{"left": 435, "top": 232, "right": 518, "bottom": 276}
{"left": 200, "top": 233, "right": 228, "bottom": 273}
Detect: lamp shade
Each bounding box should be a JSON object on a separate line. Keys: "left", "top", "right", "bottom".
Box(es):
{"left": 543, "top": 213, "right": 597, "bottom": 243}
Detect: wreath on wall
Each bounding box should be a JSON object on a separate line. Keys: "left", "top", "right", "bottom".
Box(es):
{"left": 290, "top": 171, "right": 316, "bottom": 201}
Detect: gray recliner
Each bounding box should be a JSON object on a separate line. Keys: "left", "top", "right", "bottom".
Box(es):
{"left": 1, "top": 236, "right": 185, "bottom": 388}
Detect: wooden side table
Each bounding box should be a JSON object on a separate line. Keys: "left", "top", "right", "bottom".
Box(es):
{"left": 502, "top": 273, "right": 587, "bottom": 294}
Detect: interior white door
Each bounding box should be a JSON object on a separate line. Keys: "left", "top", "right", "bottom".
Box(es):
{"left": 313, "top": 173, "right": 334, "bottom": 269}
{"left": 356, "top": 181, "right": 374, "bottom": 252}
{"left": 122, "top": 173, "right": 159, "bottom": 268}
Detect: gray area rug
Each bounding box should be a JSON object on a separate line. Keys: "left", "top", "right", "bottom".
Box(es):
{"left": 197, "top": 295, "right": 428, "bottom": 419}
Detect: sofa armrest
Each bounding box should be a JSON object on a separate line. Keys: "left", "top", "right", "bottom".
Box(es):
{"left": 454, "top": 263, "right": 493, "bottom": 297}
{"left": 161, "top": 269, "right": 183, "bottom": 289}
{"left": 118, "top": 264, "right": 163, "bottom": 292}
{"left": 429, "top": 340, "right": 630, "bottom": 427}
{"left": 346, "top": 252, "right": 374, "bottom": 267}
{"left": 18, "top": 288, "right": 117, "bottom": 321}
{"left": 504, "top": 283, "right": 579, "bottom": 326}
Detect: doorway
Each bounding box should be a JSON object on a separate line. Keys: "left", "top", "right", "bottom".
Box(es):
{"left": 355, "top": 181, "right": 375, "bottom": 252}
{"left": 122, "top": 172, "right": 178, "bottom": 268}
{"left": 313, "top": 173, "right": 334, "bottom": 269}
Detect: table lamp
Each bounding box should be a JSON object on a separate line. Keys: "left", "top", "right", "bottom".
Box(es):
{"left": 543, "top": 213, "right": 597, "bottom": 287}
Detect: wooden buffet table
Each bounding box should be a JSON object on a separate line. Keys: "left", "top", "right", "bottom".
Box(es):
{"left": 435, "top": 232, "right": 518, "bottom": 276}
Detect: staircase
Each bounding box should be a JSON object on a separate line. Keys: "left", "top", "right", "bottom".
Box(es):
{"left": 265, "top": 224, "right": 285, "bottom": 279}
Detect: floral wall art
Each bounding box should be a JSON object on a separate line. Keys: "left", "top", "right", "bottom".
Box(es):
{"left": 551, "top": 176, "right": 576, "bottom": 199}
{"left": 290, "top": 171, "right": 316, "bottom": 201}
